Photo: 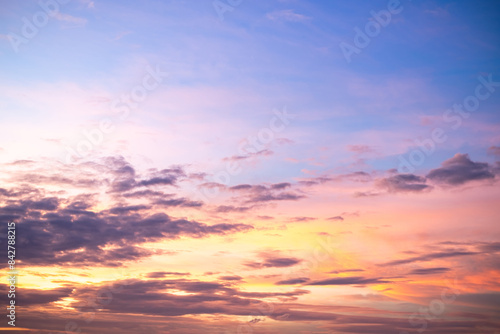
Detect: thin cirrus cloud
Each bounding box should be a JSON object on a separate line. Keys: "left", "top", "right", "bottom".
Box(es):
{"left": 266, "top": 9, "right": 311, "bottom": 22}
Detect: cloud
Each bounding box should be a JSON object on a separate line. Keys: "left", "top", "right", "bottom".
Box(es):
{"left": 426, "top": 153, "right": 495, "bottom": 186}
{"left": 108, "top": 205, "right": 150, "bottom": 215}
{"left": 298, "top": 172, "right": 371, "bottom": 187}
{"left": 377, "top": 174, "right": 431, "bottom": 193}
{"left": 458, "top": 292, "right": 500, "bottom": 310}
{"left": 15, "top": 173, "right": 100, "bottom": 188}
{"left": 355, "top": 154, "right": 497, "bottom": 197}
{"left": 228, "top": 182, "right": 305, "bottom": 204}
{"left": 223, "top": 149, "right": 274, "bottom": 162}
{"left": 382, "top": 250, "right": 478, "bottom": 266}
{"left": 408, "top": 267, "right": 451, "bottom": 275}
{"left": 0, "top": 157, "right": 253, "bottom": 267}
{"left": 122, "top": 190, "right": 166, "bottom": 198}
{"left": 327, "top": 216, "right": 344, "bottom": 222}
{"left": 327, "top": 269, "right": 364, "bottom": 274}
{"left": 229, "top": 184, "right": 264, "bottom": 191}
{"left": 246, "top": 192, "right": 305, "bottom": 203}
{"left": 215, "top": 205, "right": 251, "bottom": 213}
{"left": 111, "top": 167, "right": 185, "bottom": 192}
{"left": 52, "top": 12, "right": 87, "bottom": 26}
{"left": 103, "top": 159, "right": 187, "bottom": 193}
{"left": 353, "top": 191, "right": 381, "bottom": 197}
{"left": 218, "top": 275, "right": 243, "bottom": 281}
{"left": 66, "top": 278, "right": 309, "bottom": 319}
{"left": 271, "top": 182, "right": 291, "bottom": 190}
{"left": 289, "top": 216, "right": 316, "bottom": 223}
{"left": 9, "top": 209, "right": 252, "bottom": 266}
{"left": 347, "top": 145, "right": 376, "bottom": 154}
{"left": 154, "top": 198, "right": 203, "bottom": 208}
{"left": 146, "top": 272, "right": 190, "bottom": 278}
{"left": 266, "top": 9, "right": 310, "bottom": 22}
{"left": 477, "top": 242, "right": 500, "bottom": 253}
{"left": 137, "top": 176, "right": 178, "bottom": 187}
{"left": 0, "top": 285, "right": 73, "bottom": 306}
{"left": 275, "top": 277, "right": 310, "bottom": 285}
{"left": 298, "top": 176, "right": 332, "bottom": 186}
{"left": 308, "top": 276, "right": 391, "bottom": 286}
{"left": 488, "top": 146, "right": 500, "bottom": 157}
{"left": 244, "top": 254, "right": 302, "bottom": 269}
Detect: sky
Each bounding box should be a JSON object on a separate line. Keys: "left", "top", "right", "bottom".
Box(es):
{"left": 0, "top": 0, "right": 500, "bottom": 333}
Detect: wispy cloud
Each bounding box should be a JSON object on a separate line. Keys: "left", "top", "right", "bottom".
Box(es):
{"left": 266, "top": 9, "right": 310, "bottom": 22}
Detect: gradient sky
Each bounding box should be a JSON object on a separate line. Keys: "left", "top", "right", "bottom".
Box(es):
{"left": 1, "top": 1, "right": 500, "bottom": 333}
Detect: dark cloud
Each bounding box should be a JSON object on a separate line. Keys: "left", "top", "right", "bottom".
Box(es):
{"left": 308, "top": 276, "right": 390, "bottom": 286}
{"left": 108, "top": 160, "right": 185, "bottom": 192}
{"left": 110, "top": 177, "right": 136, "bottom": 192}
{"left": 123, "top": 190, "right": 166, "bottom": 198}
{"left": 382, "top": 250, "right": 478, "bottom": 266}
{"left": 409, "top": 267, "right": 451, "bottom": 275}
{"left": 297, "top": 176, "right": 332, "bottom": 186}
{"left": 328, "top": 269, "right": 364, "bottom": 274}
{"left": 25, "top": 197, "right": 60, "bottom": 211}
{"left": 264, "top": 257, "right": 302, "bottom": 267}
{"left": 247, "top": 192, "right": 305, "bottom": 203}
{"left": 275, "top": 277, "right": 310, "bottom": 285}
{"left": 327, "top": 216, "right": 344, "bottom": 222}
{"left": 458, "top": 292, "right": 500, "bottom": 310}
{"left": 298, "top": 172, "right": 371, "bottom": 187}
{"left": 66, "top": 278, "right": 308, "bottom": 319}
{"left": 10, "top": 275, "right": 500, "bottom": 333}
{"left": 123, "top": 191, "right": 201, "bottom": 209}
{"left": 137, "top": 176, "right": 177, "bottom": 187}
{"left": 229, "top": 184, "right": 262, "bottom": 191}
{"left": 1, "top": 198, "right": 251, "bottom": 267}
{"left": 218, "top": 275, "right": 243, "bottom": 281}
{"left": 17, "top": 173, "right": 101, "bottom": 188}
{"left": 215, "top": 205, "right": 251, "bottom": 213}
{"left": 245, "top": 256, "right": 302, "bottom": 269}
{"left": 228, "top": 182, "right": 304, "bottom": 204}
{"left": 154, "top": 198, "right": 203, "bottom": 208}
{"left": 108, "top": 205, "right": 150, "bottom": 215}
{"left": 0, "top": 157, "right": 256, "bottom": 267}
{"left": 146, "top": 272, "right": 190, "bottom": 278}
{"left": 0, "top": 185, "right": 41, "bottom": 198}
{"left": 62, "top": 197, "right": 98, "bottom": 216}
{"left": 477, "top": 242, "right": 500, "bottom": 253}
{"left": 199, "top": 182, "right": 226, "bottom": 190}
{"left": 426, "top": 153, "right": 495, "bottom": 186}
{"left": 339, "top": 171, "right": 372, "bottom": 182}
{"left": 289, "top": 216, "right": 315, "bottom": 223}
{"left": 353, "top": 191, "right": 380, "bottom": 197}
{"left": 271, "top": 182, "right": 291, "bottom": 190}
{"left": 223, "top": 149, "right": 274, "bottom": 162}
{"left": 377, "top": 174, "right": 431, "bottom": 193}
{"left": 0, "top": 285, "right": 73, "bottom": 306}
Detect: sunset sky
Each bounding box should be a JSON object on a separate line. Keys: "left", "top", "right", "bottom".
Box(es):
{"left": 1, "top": 0, "right": 500, "bottom": 333}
